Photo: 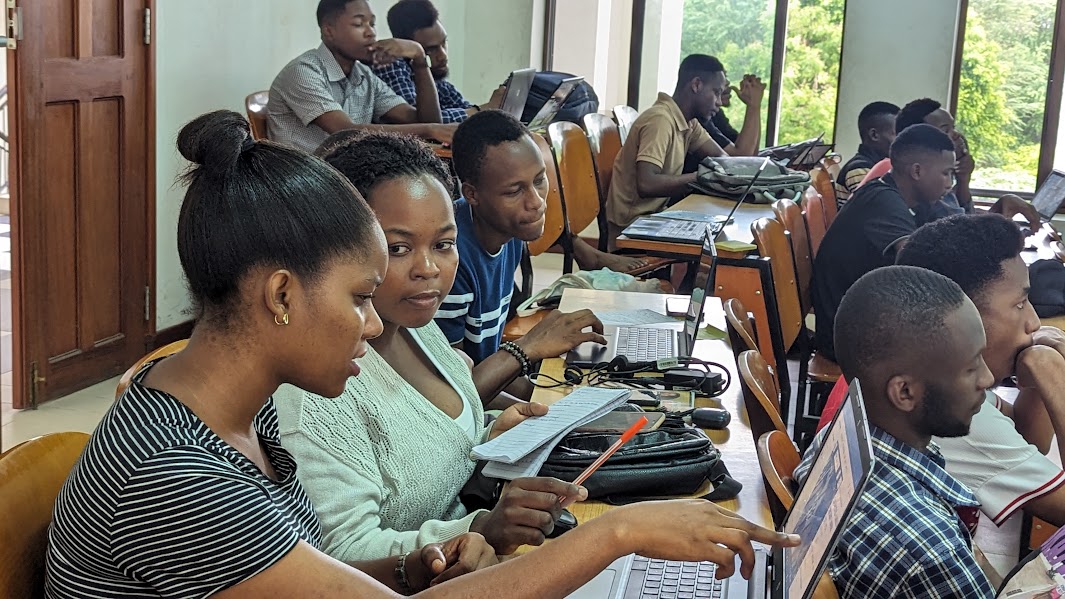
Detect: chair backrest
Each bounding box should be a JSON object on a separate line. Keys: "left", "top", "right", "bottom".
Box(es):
{"left": 581, "top": 113, "right": 623, "bottom": 251}
{"left": 526, "top": 131, "right": 568, "bottom": 258}
{"left": 750, "top": 217, "right": 803, "bottom": 351}
{"left": 810, "top": 166, "right": 837, "bottom": 224}
{"left": 738, "top": 349, "right": 788, "bottom": 443}
{"left": 115, "top": 339, "right": 189, "bottom": 399}
{"left": 548, "top": 121, "right": 602, "bottom": 262}
{"left": 0, "top": 432, "right": 90, "bottom": 599}
{"left": 612, "top": 105, "right": 639, "bottom": 143}
{"left": 803, "top": 187, "right": 829, "bottom": 257}
{"left": 757, "top": 430, "right": 801, "bottom": 525}
{"left": 245, "top": 91, "right": 269, "bottom": 141}
{"left": 723, "top": 298, "right": 758, "bottom": 354}
{"left": 772, "top": 198, "right": 814, "bottom": 315}
{"left": 823, "top": 153, "right": 842, "bottom": 181}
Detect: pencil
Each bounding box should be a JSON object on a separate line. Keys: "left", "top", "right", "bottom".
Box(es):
{"left": 570, "top": 415, "right": 649, "bottom": 490}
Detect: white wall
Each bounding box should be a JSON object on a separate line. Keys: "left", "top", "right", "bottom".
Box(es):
{"left": 155, "top": 0, "right": 542, "bottom": 329}
{"left": 833, "top": 0, "right": 962, "bottom": 159}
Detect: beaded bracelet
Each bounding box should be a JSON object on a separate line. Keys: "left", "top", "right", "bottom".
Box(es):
{"left": 500, "top": 341, "right": 531, "bottom": 376}
{"left": 395, "top": 551, "right": 415, "bottom": 595}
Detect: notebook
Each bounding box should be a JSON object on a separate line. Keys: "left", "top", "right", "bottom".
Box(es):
{"left": 566, "top": 377, "right": 873, "bottom": 599}
{"left": 499, "top": 68, "right": 537, "bottom": 121}
{"left": 566, "top": 226, "right": 717, "bottom": 368}
{"left": 621, "top": 157, "right": 770, "bottom": 245}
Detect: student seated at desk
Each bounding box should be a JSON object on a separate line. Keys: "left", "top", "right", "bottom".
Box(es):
{"left": 812, "top": 124, "right": 957, "bottom": 362}
{"left": 799, "top": 265, "right": 997, "bottom": 598}
{"left": 436, "top": 110, "right": 648, "bottom": 369}
{"left": 604, "top": 54, "right": 731, "bottom": 249}
{"left": 276, "top": 131, "right": 603, "bottom": 560}
{"left": 858, "top": 98, "right": 1041, "bottom": 226}
{"left": 46, "top": 110, "right": 799, "bottom": 599}
{"left": 833, "top": 101, "right": 898, "bottom": 208}
{"left": 375, "top": 0, "right": 504, "bottom": 123}
{"left": 682, "top": 73, "right": 766, "bottom": 173}
{"left": 267, "top": 0, "right": 455, "bottom": 153}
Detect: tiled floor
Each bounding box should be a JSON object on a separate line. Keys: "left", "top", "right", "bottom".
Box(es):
{"left": 0, "top": 250, "right": 1025, "bottom": 575}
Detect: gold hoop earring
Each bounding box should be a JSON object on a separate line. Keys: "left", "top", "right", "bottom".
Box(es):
{"left": 274, "top": 313, "right": 289, "bottom": 326}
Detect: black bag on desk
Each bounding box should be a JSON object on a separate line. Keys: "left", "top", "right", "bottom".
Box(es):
{"left": 537, "top": 415, "right": 741, "bottom": 504}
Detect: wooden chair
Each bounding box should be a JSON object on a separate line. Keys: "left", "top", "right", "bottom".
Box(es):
{"left": 756, "top": 430, "right": 800, "bottom": 526}
{"left": 771, "top": 199, "right": 814, "bottom": 315}
{"left": 245, "top": 91, "right": 269, "bottom": 140}
{"left": 737, "top": 350, "right": 788, "bottom": 446}
{"left": 810, "top": 166, "right": 837, "bottom": 225}
{"left": 115, "top": 339, "right": 189, "bottom": 399}
{"left": 502, "top": 132, "right": 568, "bottom": 343}
{"left": 547, "top": 121, "right": 670, "bottom": 277}
{"left": 612, "top": 105, "right": 639, "bottom": 143}
{"left": 824, "top": 153, "right": 842, "bottom": 182}
{"left": 750, "top": 217, "right": 803, "bottom": 354}
{"left": 0, "top": 432, "right": 90, "bottom": 599}
{"left": 581, "top": 113, "right": 623, "bottom": 252}
{"left": 803, "top": 187, "right": 829, "bottom": 257}
{"left": 723, "top": 298, "right": 758, "bottom": 356}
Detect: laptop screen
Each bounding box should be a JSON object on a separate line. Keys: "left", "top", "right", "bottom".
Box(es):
{"left": 779, "top": 379, "right": 872, "bottom": 599}
{"left": 1032, "top": 170, "right": 1065, "bottom": 221}
{"left": 528, "top": 77, "right": 582, "bottom": 129}
{"left": 683, "top": 227, "right": 718, "bottom": 347}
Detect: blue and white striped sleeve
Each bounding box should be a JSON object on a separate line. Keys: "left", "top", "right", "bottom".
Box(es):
{"left": 436, "top": 268, "right": 473, "bottom": 346}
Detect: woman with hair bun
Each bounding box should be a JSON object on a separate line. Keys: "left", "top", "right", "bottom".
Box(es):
{"left": 45, "top": 111, "right": 798, "bottom": 599}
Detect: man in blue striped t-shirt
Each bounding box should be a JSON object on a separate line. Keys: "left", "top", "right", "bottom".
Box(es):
{"left": 436, "top": 110, "right": 605, "bottom": 379}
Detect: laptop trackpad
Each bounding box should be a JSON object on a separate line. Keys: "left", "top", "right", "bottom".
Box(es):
{"left": 565, "top": 558, "right": 627, "bottom": 599}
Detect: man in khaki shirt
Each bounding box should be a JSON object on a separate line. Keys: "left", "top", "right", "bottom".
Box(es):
{"left": 605, "top": 54, "right": 733, "bottom": 248}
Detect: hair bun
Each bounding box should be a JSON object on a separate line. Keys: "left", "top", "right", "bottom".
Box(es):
{"left": 177, "top": 110, "right": 252, "bottom": 173}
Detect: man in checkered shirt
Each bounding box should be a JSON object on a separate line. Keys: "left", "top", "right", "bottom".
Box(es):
{"left": 268, "top": 0, "right": 457, "bottom": 153}
{"left": 797, "top": 265, "right": 996, "bottom": 598}
{"left": 375, "top": 0, "right": 504, "bottom": 124}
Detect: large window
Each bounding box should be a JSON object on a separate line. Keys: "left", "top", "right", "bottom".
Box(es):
{"left": 953, "top": 0, "right": 1058, "bottom": 193}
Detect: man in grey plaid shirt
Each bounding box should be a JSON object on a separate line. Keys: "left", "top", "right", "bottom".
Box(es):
{"left": 268, "top": 0, "right": 456, "bottom": 153}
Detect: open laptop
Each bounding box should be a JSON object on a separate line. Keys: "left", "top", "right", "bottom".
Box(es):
{"left": 787, "top": 142, "right": 834, "bottom": 169}
{"left": 499, "top": 68, "right": 537, "bottom": 121}
{"left": 527, "top": 76, "right": 583, "bottom": 130}
{"left": 566, "top": 378, "right": 874, "bottom": 599}
{"left": 621, "top": 157, "right": 770, "bottom": 245}
{"left": 758, "top": 134, "right": 824, "bottom": 164}
{"left": 567, "top": 226, "right": 718, "bottom": 368}
{"left": 1031, "top": 169, "right": 1065, "bottom": 238}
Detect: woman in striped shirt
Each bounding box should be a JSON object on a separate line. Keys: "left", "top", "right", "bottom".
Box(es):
{"left": 45, "top": 108, "right": 797, "bottom": 599}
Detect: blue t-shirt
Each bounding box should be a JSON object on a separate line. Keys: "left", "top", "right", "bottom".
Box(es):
{"left": 435, "top": 198, "right": 524, "bottom": 363}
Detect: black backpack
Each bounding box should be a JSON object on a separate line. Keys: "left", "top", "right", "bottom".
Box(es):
{"left": 520, "top": 71, "right": 599, "bottom": 125}
{"left": 1029, "top": 258, "right": 1065, "bottom": 317}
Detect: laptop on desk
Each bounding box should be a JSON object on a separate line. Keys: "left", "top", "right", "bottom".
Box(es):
{"left": 1031, "top": 169, "right": 1065, "bottom": 239}
{"left": 567, "top": 227, "right": 717, "bottom": 368}
{"left": 566, "top": 378, "right": 873, "bottom": 599}
{"left": 622, "top": 157, "right": 770, "bottom": 245}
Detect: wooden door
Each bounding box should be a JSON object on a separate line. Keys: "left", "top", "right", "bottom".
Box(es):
{"left": 10, "top": 0, "right": 152, "bottom": 407}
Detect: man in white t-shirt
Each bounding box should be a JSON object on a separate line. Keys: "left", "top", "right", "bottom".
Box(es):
{"left": 897, "top": 213, "right": 1065, "bottom": 526}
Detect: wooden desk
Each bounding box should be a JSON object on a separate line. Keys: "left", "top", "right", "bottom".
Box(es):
{"left": 530, "top": 288, "right": 773, "bottom": 529}
{"left": 614, "top": 194, "right": 776, "bottom": 259}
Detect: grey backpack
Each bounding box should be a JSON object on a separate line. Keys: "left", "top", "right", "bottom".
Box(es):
{"left": 695, "top": 156, "right": 810, "bottom": 204}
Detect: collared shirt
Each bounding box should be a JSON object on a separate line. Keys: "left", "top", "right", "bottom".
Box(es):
{"left": 796, "top": 425, "right": 993, "bottom": 599}
{"left": 834, "top": 143, "right": 885, "bottom": 207}
{"left": 267, "top": 44, "right": 407, "bottom": 153}
{"left": 605, "top": 92, "right": 713, "bottom": 234}
{"left": 374, "top": 60, "right": 472, "bottom": 124}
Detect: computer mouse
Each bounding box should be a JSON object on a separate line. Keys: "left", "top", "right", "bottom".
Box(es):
{"left": 690, "top": 407, "right": 731, "bottom": 429}
{"left": 546, "top": 508, "right": 578, "bottom": 539}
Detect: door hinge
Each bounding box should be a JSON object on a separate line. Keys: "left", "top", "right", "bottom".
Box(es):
{"left": 4, "top": 0, "right": 20, "bottom": 50}
{"left": 144, "top": 286, "right": 151, "bottom": 322}
{"left": 143, "top": 8, "right": 151, "bottom": 45}
{"left": 29, "top": 361, "right": 43, "bottom": 409}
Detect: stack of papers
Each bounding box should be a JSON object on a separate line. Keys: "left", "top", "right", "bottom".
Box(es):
{"left": 473, "top": 387, "right": 630, "bottom": 480}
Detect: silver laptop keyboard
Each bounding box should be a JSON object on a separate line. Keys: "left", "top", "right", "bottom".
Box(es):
{"left": 655, "top": 219, "right": 708, "bottom": 240}
{"left": 617, "top": 327, "right": 673, "bottom": 362}
{"left": 633, "top": 555, "right": 725, "bottom": 598}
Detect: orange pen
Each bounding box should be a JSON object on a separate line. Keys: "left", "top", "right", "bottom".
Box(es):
{"left": 560, "top": 415, "right": 648, "bottom": 504}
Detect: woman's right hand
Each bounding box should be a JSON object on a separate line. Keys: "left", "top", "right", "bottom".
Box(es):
{"left": 610, "top": 499, "right": 800, "bottom": 580}
{"left": 515, "top": 309, "right": 606, "bottom": 362}
{"left": 470, "top": 477, "right": 588, "bottom": 555}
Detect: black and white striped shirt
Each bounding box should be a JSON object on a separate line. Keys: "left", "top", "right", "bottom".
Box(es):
{"left": 45, "top": 362, "right": 322, "bottom": 598}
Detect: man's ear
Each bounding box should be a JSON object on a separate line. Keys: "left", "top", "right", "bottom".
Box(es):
{"left": 907, "top": 161, "right": 923, "bottom": 182}
{"left": 690, "top": 77, "right": 702, "bottom": 95}
{"left": 868, "top": 128, "right": 881, "bottom": 143}
{"left": 885, "top": 374, "right": 922, "bottom": 414}
{"left": 462, "top": 181, "right": 479, "bottom": 208}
